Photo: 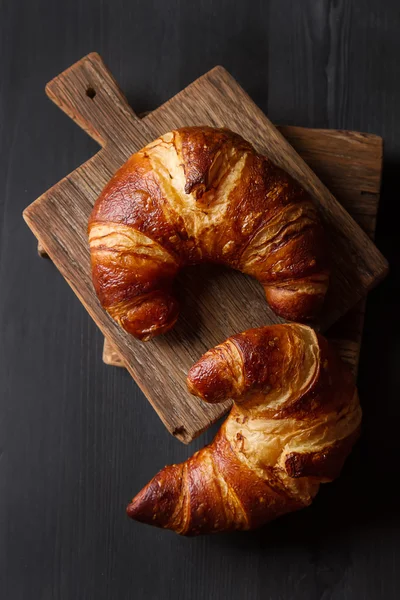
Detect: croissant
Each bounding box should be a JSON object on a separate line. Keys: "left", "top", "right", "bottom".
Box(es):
{"left": 127, "top": 323, "right": 361, "bottom": 535}
{"left": 88, "top": 127, "right": 329, "bottom": 340}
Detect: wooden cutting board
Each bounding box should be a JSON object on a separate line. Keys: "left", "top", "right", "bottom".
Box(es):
{"left": 102, "top": 125, "right": 383, "bottom": 377}
{"left": 23, "top": 53, "right": 387, "bottom": 443}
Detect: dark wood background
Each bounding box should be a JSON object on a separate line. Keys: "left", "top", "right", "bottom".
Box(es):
{"left": 1, "top": 1, "right": 399, "bottom": 598}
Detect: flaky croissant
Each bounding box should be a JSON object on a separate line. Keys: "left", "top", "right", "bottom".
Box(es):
{"left": 127, "top": 324, "right": 361, "bottom": 535}
{"left": 88, "top": 127, "right": 329, "bottom": 340}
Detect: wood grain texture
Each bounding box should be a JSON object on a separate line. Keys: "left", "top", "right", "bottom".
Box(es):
{"left": 2, "top": 1, "right": 400, "bottom": 600}
{"left": 23, "top": 53, "right": 387, "bottom": 442}
{"left": 102, "top": 124, "right": 383, "bottom": 375}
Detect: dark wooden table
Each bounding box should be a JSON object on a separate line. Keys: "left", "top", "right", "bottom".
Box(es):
{"left": 1, "top": 1, "right": 399, "bottom": 599}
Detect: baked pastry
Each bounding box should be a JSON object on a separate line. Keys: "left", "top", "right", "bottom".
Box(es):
{"left": 126, "top": 323, "right": 361, "bottom": 535}
{"left": 88, "top": 127, "right": 329, "bottom": 340}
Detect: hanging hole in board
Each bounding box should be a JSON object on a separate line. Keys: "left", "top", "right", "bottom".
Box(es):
{"left": 86, "top": 87, "right": 96, "bottom": 99}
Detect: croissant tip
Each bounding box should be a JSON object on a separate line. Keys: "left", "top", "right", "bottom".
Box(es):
{"left": 126, "top": 483, "right": 155, "bottom": 522}
{"left": 126, "top": 491, "right": 177, "bottom": 530}
{"left": 126, "top": 495, "right": 154, "bottom": 526}
{"left": 126, "top": 499, "right": 139, "bottom": 519}
{"left": 126, "top": 464, "right": 185, "bottom": 530}
{"left": 187, "top": 357, "right": 235, "bottom": 404}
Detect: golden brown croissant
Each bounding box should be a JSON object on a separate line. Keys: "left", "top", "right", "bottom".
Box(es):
{"left": 127, "top": 324, "right": 361, "bottom": 535}
{"left": 88, "top": 127, "right": 329, "bottom": 340}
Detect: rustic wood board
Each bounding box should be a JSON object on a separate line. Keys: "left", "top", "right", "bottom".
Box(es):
{"left": 102, "top": 125, "right": 383, "bottom": 376}
{"left": 23, "top": 53, "right": 387, "bottom": 443}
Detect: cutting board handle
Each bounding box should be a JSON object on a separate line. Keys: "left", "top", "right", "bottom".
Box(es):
{"left": 45, "top": 52, "right": 141, "bottom": 147}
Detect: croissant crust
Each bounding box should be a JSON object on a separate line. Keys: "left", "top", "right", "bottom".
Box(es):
{"left": 88, "top": 127, "right": 329, "bottom": 339}
{"left": 127, "top": 324, "right": 361, "bottom": 535}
